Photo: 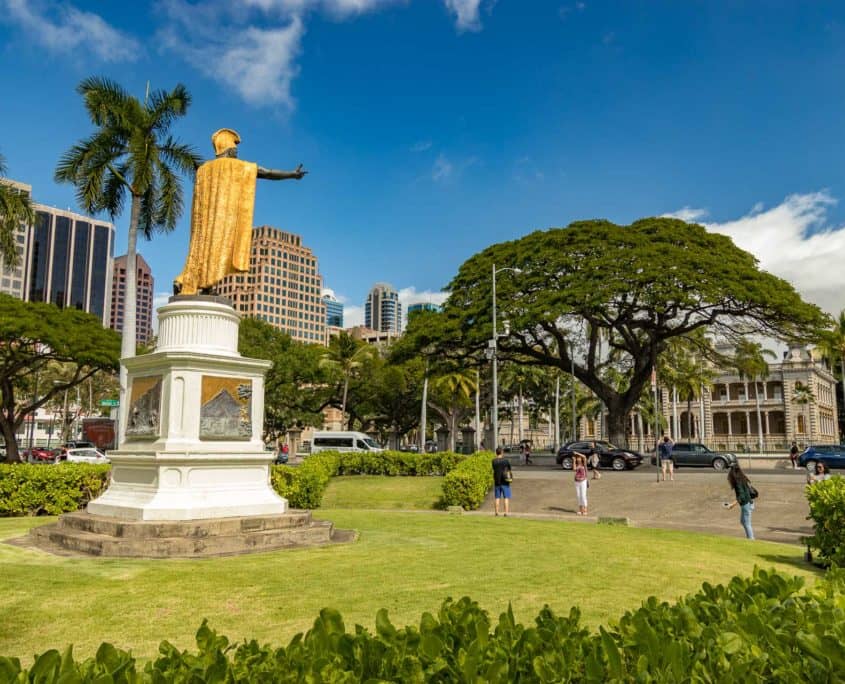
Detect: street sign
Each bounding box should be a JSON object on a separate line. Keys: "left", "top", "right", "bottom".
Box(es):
{"left": 99, "top": 399, "right": 119, "bottom": 407}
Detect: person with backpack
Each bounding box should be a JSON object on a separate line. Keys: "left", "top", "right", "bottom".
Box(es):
{"left": 726, "top": 463, "right": 758, "bottom": 540}
{"left": 491, "top": 447, "right": 513, "bottom": 516}
{"left": 659, "top": 435, "right": 674, "bottom": 481}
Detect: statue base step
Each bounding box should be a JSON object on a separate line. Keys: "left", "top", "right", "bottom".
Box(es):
{"left": 23, "top": 511, "right": 356, "bottom": 558}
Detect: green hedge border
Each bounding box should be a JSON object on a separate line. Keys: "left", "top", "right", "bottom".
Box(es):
{"left": 805, "top": 476, "right": 845, "bottom": 566}
{"left": 0, "top": 451, "right": 496, "bottom": 517}
{"left": 272, "top": 450, "right": 494, "bottom": 510}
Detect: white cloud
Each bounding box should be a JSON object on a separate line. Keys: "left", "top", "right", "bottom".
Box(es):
{"left": 670, "top": 192, "right": 845, "bottom": 315}
{"left": 411, "top": 140, "right": 433, "bottom": 152}
{"left": 432, "top": 154, "right": 454, "bottom": 181}
{"left": 398, "top": 286, "right": 448, "bottom": 310}
{"left": 2, "top": 0, "right": 141, "bottom": 62}
{"left": 343, "top": 304, "right": 365, "bottom": 327}
{"left": 661, "top": 206, "right": 708, "bottom": 223}
{"left": 443, "top": 0, "right": 483, "bottom": 32}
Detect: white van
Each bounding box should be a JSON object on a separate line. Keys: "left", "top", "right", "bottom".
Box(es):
{"left": 311, "top": 431, "right": 384, "bottom": 454}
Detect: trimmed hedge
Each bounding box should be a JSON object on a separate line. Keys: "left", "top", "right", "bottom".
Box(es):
{"left": 805, "top": 475, "right": 845, "bottom": 566}
{"left": 441, "top": 451, "right": 495, "bottom": 510}
{"left": 0, "top": 463, "right": 110, "bottom": 517}
{"left": 3, "top": 568, "right": 843, "bottom": 681}
{"left": 270, "top": 450, "right": 477, "bottom": 509}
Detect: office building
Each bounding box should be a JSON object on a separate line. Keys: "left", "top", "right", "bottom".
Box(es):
{"left": 364, "top": 282, "right": 401, "bottom": 334}
{"left": 322, "top": 288, "right": 344, "bottom": 327}
{"left": 110, "top": 254, "right": 154, "bottom": 345}
{"left": 215, "top": 226, "right": 326, "bottom": 344}
{"left": 407, "top": 302, "right": 442, "bottom": 323}
{"left": 0, "top": 180, "right": 32, "bottom": 299}
{"left": 1, "top": 198, "right": 115, "bottom": 325}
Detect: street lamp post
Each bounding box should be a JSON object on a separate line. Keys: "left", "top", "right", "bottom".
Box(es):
{"left": 491, "top": 263, "right": 521, "bottom": 451}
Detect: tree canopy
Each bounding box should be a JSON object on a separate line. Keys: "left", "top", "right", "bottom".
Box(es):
{"left": 406, "top": 217, "right": 829, "bottom": 445}
{"left": 0, "top": 295, "right": 121, "bottom": 462}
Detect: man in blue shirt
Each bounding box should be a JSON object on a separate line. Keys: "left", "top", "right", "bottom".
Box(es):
{"left": 659, "top": 435, "right": 675, "bottom": 482}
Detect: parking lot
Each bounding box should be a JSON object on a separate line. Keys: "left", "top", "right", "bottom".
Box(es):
{"left": 479, "top": 456, "right": 816, "bottom": 544}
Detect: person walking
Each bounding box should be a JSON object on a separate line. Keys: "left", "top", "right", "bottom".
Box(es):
{"left": 588, "top": 441, "right": 601, "bottom": 480}
{"left": 522, "top": 442, "right": 533, "bottom": 465}
{"left": 789, "top": 441, "right": 799, "bottom": 469}
{"left": 491, "top": 447, "right": 513, "bottom": 516}
{"left": 726, "top": 464, "right": 757, "bottom": 540}
{"left": 573, "top": 454, "right": 589, "bottom": 515}
{"left": 659, "top": 435, "right": 675, "bottom": 481}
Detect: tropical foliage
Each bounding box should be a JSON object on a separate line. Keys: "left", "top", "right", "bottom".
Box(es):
{"left": 0, "top": 151, "right": 34, "bottom": 269}
{"left": 0, "top": 295, "right": 120, "bottom": 462}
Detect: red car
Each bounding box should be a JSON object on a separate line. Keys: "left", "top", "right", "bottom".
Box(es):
{"left": 26, "top": 447, "right": 59, "bottom": 463}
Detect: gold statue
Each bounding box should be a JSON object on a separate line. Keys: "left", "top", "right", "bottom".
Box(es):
{"left": 174, "top": 128, "right": 307, "bottom": 295}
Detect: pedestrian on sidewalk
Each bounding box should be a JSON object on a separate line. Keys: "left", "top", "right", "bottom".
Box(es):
{"left": 573, "top": 454, "right": 589, "bottom": 515}
{"left": 789, "top": 441, "right": 799, "bottom": 469}
{"left": 807, "top": 462, "right": 831, "bottom": 484}
{"left": 659, "top": 435, "right": 675, "bottom": 481}
{"left": 491, "top": 447, "right": 513, "bottom": 517}
{"left": 521, "top": 442, "right": 533, "bottom": 465}
{"left": 726, "top": 464, "right": 757, "bottom": 540}
{"left": 588, "top": 441, "right": 601, "bottom": 480}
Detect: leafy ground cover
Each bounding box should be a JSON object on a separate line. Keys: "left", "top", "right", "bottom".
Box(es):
{"left": 0, "top": 510, "right": 817, "bottom": 663}
{"left": 320, "top": 475, "right": 445, "bottom": 510}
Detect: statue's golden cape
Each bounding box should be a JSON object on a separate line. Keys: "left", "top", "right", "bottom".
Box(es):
{"left": 175, "top": 157, "right": 258, "bottom": 294}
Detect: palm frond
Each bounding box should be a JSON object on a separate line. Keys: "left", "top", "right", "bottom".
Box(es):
{"left": 158, "top": 137, "right": 202, "bottom": 174}
{"left": 148, "top": 83, "right": 192, "bottom": 133}
{"left": 138, "top": 182, "right": 157, "bottom": 239}
{"left": 0, "top": 181, "right": 34, "bottom": 269}
{"left": 78, "top": 76, "right": 132, "bottom": 128}
{"left": 153, "top": 160, "right": 183, "bottom": 231}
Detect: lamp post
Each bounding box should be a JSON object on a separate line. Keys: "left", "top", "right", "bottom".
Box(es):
{"left": 491, "top": 263, "right": 521, "bottom": 451}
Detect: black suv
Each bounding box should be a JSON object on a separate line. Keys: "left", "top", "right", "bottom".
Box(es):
{"left": 649, "top": 442, "right": 738, "bottom": 471}
{"left": 555, "top": 440, "right": 643, "bottom": 471}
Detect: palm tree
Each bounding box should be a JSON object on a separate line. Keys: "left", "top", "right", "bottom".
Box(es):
{"left": 430, "top": 369, "right": 477, "bottom": 452}
{"left": 320, "top": 332, "right": 375, "bottom": 429}
{"left": 55, "top": 77, "right": 200, "bottom": 426}
{"left": 792, "top": 380, "right": 815, "bottom": 443}
{"left": 0, "top": 152, "right": 35, "bottom": 269}
{"left": 733, "top": 340, "right": 775, "bottom": 452}
{"left": 673, "top": 351, "right": 715, "bottom": 443}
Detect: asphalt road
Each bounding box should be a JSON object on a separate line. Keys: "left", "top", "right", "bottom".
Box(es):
{"left": 479, "top": 455, "right": 816, "bottom": 544}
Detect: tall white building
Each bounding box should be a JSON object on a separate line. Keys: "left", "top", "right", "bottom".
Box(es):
{"left": 364, "top": 282, "right": 401, "bottom": 334}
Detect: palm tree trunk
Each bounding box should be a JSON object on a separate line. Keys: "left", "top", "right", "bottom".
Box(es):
{"left": 518, "top": 384, "right": 524, "bottom": 444}
{"left": 419, "top": 371, "right": 428, "bottom": 452}
{"left": 118, "top": 194, "right": 140, "bottom": 444}
{"left": 672, "top": 386, "right": 678, "bottom": 438}
{"left": 687, "top": 396, "right": 693, "bottom": 441}
{"left": 754, "top": 377, "right": 764, "bottom": 452}
{"left": 636, "top": 412, "right": 644, "bottom": 452}
{"left": 341, "top": 376, "right": 349, "bottom": 430}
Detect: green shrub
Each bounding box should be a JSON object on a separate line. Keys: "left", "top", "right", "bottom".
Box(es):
{"left": 271, "top": 451, "right": 466, "bottom": 509}
{"left": 441, "top": 451, "right": 494, "bottom": 510}
{"left": 805, "top": 475, "right": 845, "bottom": 566}
{"left": 0, "top": 463, "right": 110, "bottom": 516}
{"left": 3, "top": 568, "right": 844, "bottom": 682}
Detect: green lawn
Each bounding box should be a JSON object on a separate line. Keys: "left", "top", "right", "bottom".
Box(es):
{"left": 0, "top": 510, "right": 817, "bottom": 663}
{"left": 320, "top": 475, "right": 445, "bottom": 509}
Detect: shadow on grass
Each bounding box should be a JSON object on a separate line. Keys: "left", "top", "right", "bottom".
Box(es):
{"left": 757, "top": 553, "right": 825, "bottom": 575}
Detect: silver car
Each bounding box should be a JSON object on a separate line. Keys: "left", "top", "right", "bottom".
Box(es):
{"left": 60, "top": 448, "right": 110, "bottom": 464}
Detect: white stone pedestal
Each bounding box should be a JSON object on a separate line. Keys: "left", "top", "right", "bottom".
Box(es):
{"left": 87, "top": 296, "right": 286, "bottom": 521}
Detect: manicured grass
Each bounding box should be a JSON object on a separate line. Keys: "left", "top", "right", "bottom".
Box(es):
{"left": 0, "top": 511, "right": 818, "bottom": 663}
{"left": 320, "top": 475, "right": 445, "bottom": 510}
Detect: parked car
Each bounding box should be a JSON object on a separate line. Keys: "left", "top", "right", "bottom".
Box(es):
{"left": 26, "top": 447, "right": 60, "bottom": 464}
{"left": 58, "top": 447, "right": 109, "bottom": 464}
{"left": 555, "top": 440, "right": 642, "bottom": 471}
{"left": 648, "top": 442, "right": 738, "bottom": 471}
{"left": 798, "top": 445, "right": 845, "bottom": 472}
{"left": 61, "top": 440, "right": 95, "bottom": 450}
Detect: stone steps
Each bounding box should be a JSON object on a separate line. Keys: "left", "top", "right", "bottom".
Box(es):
{"left": 26, "top": 511, "right": 355, "bottom": 558}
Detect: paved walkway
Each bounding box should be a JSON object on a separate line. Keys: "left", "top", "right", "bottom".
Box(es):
{"left": 477, "top": 458, "right": 815, "bottom": 544}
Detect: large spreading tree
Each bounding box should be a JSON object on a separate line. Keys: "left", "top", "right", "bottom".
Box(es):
{"left": 409, "top": 217, "right": 828, "bottom": 446}
{"left": 0, "top": 295, "right": 121, "bottom": 462}
{"left": 55, "top": 77, "right": 200, "bottom": 424}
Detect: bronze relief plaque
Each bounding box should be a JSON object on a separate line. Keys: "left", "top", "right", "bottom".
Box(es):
{"left": 126, "top": 376, "right": 162, "bottom": 438}
{"left": 200, "top": 376, "right": 252, "bottom": 440}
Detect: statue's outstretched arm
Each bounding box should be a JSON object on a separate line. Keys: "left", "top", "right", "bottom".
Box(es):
{"left": 257, "top": 163, "right": 308, "bottom": 180}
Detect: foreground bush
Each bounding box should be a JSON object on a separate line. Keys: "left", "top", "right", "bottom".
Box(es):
{"left": 0, "top": 463, "right": 110, "bottom": 516}
{"left": 271, "top": 451, "right": 468, "bottom": 509}
{"left": 805, "top": 476, "right": 845, "bottom": 566}
{"left": 2, "top": 568, "right": 843, "bottom": 682}
{"left": 441, "top": 451, "right": 494, "bottom": 510}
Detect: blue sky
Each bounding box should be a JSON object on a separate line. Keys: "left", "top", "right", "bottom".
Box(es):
{"left": 2, "top": 0, "right": 845, "bottom": 324}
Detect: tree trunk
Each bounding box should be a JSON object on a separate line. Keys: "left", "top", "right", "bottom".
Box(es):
{"left": 0, "top": 389, "right": 22, "bottom": 462}
{"left": 687, "top": 396, "right": 693, "bottom": 441}
{"left": 605, "top": 399, "right": 628, "bottom": 447}
{"left": 636, "top": 412, "right": 644, "bottom": 452}
{"left": 341, "top": 376, "right": 349, "bottom": 430}
{"left": 518, "top": 385, "right": 524, "bottom": 444}
{"left": 118, "top": 194, "right": 141, "bottom": 444}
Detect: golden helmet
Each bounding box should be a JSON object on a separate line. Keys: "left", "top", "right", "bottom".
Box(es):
{"left": 211, "top": 128, "right": 241, "bottom": 156}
